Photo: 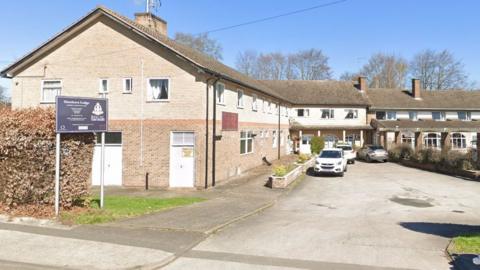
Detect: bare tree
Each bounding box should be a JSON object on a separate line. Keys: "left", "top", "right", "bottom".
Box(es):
{"left": 174, "top": 32, "right": 223, "bottom": 60}
{"left": 410, "top": 49, "right": 471, "bottom": 90}
{"left": 359, "top": 53, "right": 408, "bottom": 89}
{"left": 236, "top": 50, "right": 258, "bottom": 78}
{"left": 235, "top": 49, "right": 332, "bottom": 80}
{"left": 338, "top": 71, "right": 359, "bottom": 82}
{"left": 288, "top": 49, "right": 332, "bottom": 80}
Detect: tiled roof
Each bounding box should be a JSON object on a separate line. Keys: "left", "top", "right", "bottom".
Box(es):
{"left": 372, "top": 119, "right": 480, "bottom": 132}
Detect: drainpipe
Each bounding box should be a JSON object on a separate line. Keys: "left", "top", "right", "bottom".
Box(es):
{"left": 205, "top": 77, "right": 219, "bottom": 189}
{"left": 212, "top": 79, "right": 219, "bottom": 187}
{"left": 278, "top": 102, "right": 281, "bottom": 160}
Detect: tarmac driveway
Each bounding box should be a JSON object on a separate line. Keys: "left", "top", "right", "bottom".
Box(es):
{"left": 166, "top": 162, "right": 480, "bottom": 270}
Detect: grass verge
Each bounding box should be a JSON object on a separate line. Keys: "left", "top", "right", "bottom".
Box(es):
{"left": 61, "top": 196, "right": 205, "bottom": 225}
{"left": 450, "top": 234, "right": 480, "bottom": 254}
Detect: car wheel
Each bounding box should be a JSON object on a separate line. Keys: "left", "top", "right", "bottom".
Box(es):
{"left": 344, "top": 166, "right": 348, "bottom": 172}
{"left": 366, "top": 155, "right": 371, "bottom": 162}
{"left": 339, "top": 172, "right": 344, "bottom": 177}
{"left": 384, "top": 159, "right": 388, "bottom": 163}
{"left": 351, "top": 160, "right": 355, "bottom": 164}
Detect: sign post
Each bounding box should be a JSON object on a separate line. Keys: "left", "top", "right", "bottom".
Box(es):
{"left": 55, "top": 96, "right": 108, "bottom": 215}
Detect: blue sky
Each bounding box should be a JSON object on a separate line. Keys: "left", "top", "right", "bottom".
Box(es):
{"left": 1, "top": 0, "right": 479, "bottom": 96}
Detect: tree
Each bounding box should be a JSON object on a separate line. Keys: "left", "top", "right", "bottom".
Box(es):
{"left": 359, "top": 53, "right": 408, "bottom": 89}
{"left": 410, "top": 49, "right": 471, "bottom": 90}
{"left": 310, "top": 136, "right": 325, "bottom": 154}
{"left": 173, "top": 32, "right": 223, "bottom": 60}
{"left": 235, "top": 49, "right": 332, "bottom": 80}
{"left": 288, "top": 49, "right": 332, "bottom": 80}
{"left": 338, "top": 71, "right": 359, "bottom": 82}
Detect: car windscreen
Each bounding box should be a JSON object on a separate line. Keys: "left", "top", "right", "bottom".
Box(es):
{"left": 369, "top": 146, "right": 385, "bottom": 150}
{"left": 319, "top": 151, "right": 342, "bottom": 158}
{"left": 338, "top": 146, "right": 352, "bottom": 151}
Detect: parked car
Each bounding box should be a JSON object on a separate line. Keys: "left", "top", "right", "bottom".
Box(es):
{"left": 314, "top": 148, "right": 348, "bottom": 176}
{"left": 357, "top": 145, "right": 388, "bottom": 162}
{"left": 335, "top": 143, "right": 356, "bottom": 164}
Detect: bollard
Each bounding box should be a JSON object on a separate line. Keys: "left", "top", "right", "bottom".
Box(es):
{"left": 145, "top": 172, "right": 149, "bottom": 190}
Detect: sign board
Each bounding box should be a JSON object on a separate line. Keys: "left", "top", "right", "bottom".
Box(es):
{"left": 56, "top": 96, "right": 108, "bottom": 133}
{"left": 221, "top": 112, "right": 238, "bottom": 131}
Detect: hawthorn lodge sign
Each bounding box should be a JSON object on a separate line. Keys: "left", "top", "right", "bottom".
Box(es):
{"left": 56, "top": 96, "right": 108, "bottom": 133}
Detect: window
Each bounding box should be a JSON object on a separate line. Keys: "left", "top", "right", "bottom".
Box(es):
{"left": 263, "top": 100, "right": 268, "bottom": 113}
{"left": 274, "top": 103, "right": 278, "bottom": 115}
{"left": 240, "top": 131, "right": 253, "bottom": 154}
{"left": 409, "top": 111, "right": 418, "bottom": 121}
{"left": 376, "top": 111, "right": 386, "bottom": 120}
{"left": 99, "top": 79, "right": 109, "bottom": 93}
{"left": 386, "top": 111, "right": 397, "bottom": 120}
{"left": 432, "top": 111, "right": 445, "bottom": 121}
{"left": 252, "top": 94, "right": 258, "bottom": 111}
{"left": 297, "top": 109, "right": 310, "bottom": 117}
{"left": 272, "top": 130, "right": 278, "bottom": 148}
{"left": 345, "top": 109, "right": 358, "bottom": 119}
{"left": 268, "top": 102, "right": 272, "bottom": 114}
{"left": 123, "top": 78, "right": 132, "bottom": 93}
{"left": 345, "top": 134, "right": 359, "bottom": 146}
{"left": 264, "top": 130, "right": 269, "bottom": 138}
{"left": 237, "top": 89, "right": 244, "bottom": 108}
{"left": 96, "top": 132, "right": 122, "bottom": 145}
{"left": 280, "top": 131, "right": 285, "bottom": 146}
{"left": 451, "top": 133, "right": 466, "bottom": 149}
{"left": 401, "top": 132, "right": 415, "bottom": 149}
{"left": 148, "top": 78, "right": 169, "bottom": 101}
{"left": 216, "top": 83, "right": 225, "bottom": 104}
{"left": 321, "top": 109, "right": 335, "bottom": 119}
{"left": 458, "top": 111, "right": 471, "bottom": 121}
{"left": 41, "top": 80, "right": 61, "bottom": 103}
{"left": 424, "top": 133, "right": 441, "bottom": 149}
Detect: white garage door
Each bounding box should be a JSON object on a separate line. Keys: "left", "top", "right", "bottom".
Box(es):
{"left": 92, "top": 132, "right": 123, "bottom": 186}
{"left": 169, "top": 132, "right": 195, "bottom": 188}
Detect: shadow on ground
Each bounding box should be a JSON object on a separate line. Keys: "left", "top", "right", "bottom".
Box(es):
{"left": 399, "top": 222, "right": 480, "bottom": 238}
{"left": 449, "top": 254, "right": 480, "bottom": 270}
{"left": 305, "top": 167, "right": 343, "bottom": 178}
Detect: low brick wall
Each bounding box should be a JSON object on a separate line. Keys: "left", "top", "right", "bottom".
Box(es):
{"left": 400, "top": 159, "right": 480, "bottom": 181}
{"left": 295, "top": 157, "right": 316, "bottom": 173}
{"left": 269, "top": 165, "right": 302, "bottom": 189}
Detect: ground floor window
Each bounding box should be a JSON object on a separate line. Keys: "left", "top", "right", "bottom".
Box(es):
{"left": 451, "top": 133, "right": 466, "bottom": 149}
{"left": 401, "top": 133, "right": 415, "bottom": 148}
{"left": 424, "top": 133, "right": 441, "bottom": 149}
{"left": 345, "top": 134, "right": 359, "bottom": 146}
{"left": 280, "top": 131, "right": 285, "bottom": 146}
{"left": 240, "top": 131, "right": 253, "bottom": 154}
{"left": 95, "top": 132, "right": 122, "bottom": 145}
{"left": 324, "top": 135, "right": 338, "bottom": 148}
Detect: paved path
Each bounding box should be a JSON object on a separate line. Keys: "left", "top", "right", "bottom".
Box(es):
{"left": 165, "top": 162, "right": 480, "bottom": 270}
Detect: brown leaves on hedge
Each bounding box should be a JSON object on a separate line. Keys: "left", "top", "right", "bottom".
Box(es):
{"left": 0, "top": 107, "right": 94, "bottom": 210}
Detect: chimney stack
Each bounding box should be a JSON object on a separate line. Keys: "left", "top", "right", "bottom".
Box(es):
{"left": 412, "top": 78, "right": 421, "bottom": 99}
{"left": 356, "top": 77, "right": 368, "bottom": 92}
{"left": 134, "top": 13, "right": 167, "bottom": 36}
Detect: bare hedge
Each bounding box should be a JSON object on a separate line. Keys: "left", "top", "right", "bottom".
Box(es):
{"left": 0, "top": 107, "right": 95, "bottom": 210}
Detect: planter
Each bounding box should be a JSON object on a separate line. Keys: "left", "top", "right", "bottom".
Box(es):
{"left": 268, "top": 165, "right": 302, "bottom": 189}
{"left": 295, "top": 157, "right": 316, "bottom": 173}
{"left": 399, "top": 159, "right": 480, "bottom": 181}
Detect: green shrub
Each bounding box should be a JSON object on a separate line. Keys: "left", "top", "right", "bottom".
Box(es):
{"left": 442, "top": 151, "right": 475, "bottom": 171}
{"left": 273, "top": 165, "right": 296, "bottom": 177}
{"left": 388, "top": 144, "right": 414, "bottom": 161}
{"left": 310, "top": 136, "right": 325, "bottom": 154}
{"left": 297, "top": 153, "right": 310, "bottom": 164}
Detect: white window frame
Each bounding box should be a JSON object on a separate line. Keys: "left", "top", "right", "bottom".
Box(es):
{"left": 123, "top": 77, "right": 133, "bottom": 93}
{"left": 386, "top": 111, "right": 397, "bottom": 120}
{"left": 237, "top": 89, "right": 244, "bottom": 108}
{"left": 272, "top": 130, "right": 278, "bottom": 148}
{"left": 345, "top": 109, "right": 358, "bottom": 119}
{"left": 147, "top": 77, "right": 170, "bottom": 102}
{"left": 432, "top": 111, "right": 445, "bottom": 121}
{"left": 458, "top": 111, "right": 471, "bottom": 121}
{"left": 280, "top": 130, "right": 285, "bottom": 146}
{"left": 215, "top": 82, "right": 225, "bottom": 105}
{"left": 240, "top": 131, "right": 254, "bottom": 155}
{"left": 451, "top": 133, "right": 467, "bottom": 149}
{"left": 376, "top": 111, "right": 386, "bottom": 120}
{"left": 321, "top": 109, "right": 335, "bottom": 119}
{"left": 252, "top": 94, "right": 258, "bottom": 111}
{"left": 99, "top": 78, "right": 109, "bottom": 94}
{"left": 40, "top": 80, "right": 62, "bottom": 104}
{"left": 424, "top": 133, "right": 441, "bottom": 149}
{"left": 297, "top": 109, "right": 310, "bottom": 117}
{"left": 268, "top": 101, "right": 272, "bottom": 114}
{"left": 409, "top": 111, "right": 418, "bottom": 121}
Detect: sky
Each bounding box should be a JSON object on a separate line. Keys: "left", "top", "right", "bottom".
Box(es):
{"left": 1, "top": 0, "right": 479, "bottom": 97}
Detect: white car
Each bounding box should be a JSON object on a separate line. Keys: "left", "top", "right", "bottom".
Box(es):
{"left": 335, "top": 143, "right": 356, "bottom": 164}
{"left": 314, "top": 148, "right": 348, "bottom": 176}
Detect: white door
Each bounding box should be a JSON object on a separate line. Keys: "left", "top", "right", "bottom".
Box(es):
{"left": 92, "top": 132, "right": 123, "bottom": 186}
{"left": 300, "top": 135, "right": 312, "bottom": 154}
{"left": 170, "top": 132, "right": 195, "bottom": 187}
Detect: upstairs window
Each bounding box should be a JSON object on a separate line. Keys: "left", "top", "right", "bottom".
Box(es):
{"left": 376, "top": 111, "right": 386, "bottom": 120}
{"left": 297, "top": 109, "right": 310, "bottom": 117}
{"left": 458, "top": 111, "right": 471, "bottom": 121}
{"left": 272, "top": 130, "right": 278, "bottom": 148}
{"left": 99, "top": 79, "right": 109, "bottom": 93}
{"left": 215, "top": 83, "right": 224, "bottom": 104}
{"left": 252, "top": 94, "right": 258, "bottom": 111}
{"left": 409, "top": 111, "right": 418, "bottom": 121}
{"left": 321, "top": 109, "right": 335, "bottom": 119}
{"left": 123, "top": 78, "right": 133, "bottom": 93}
{"left": 148, "top": 78, "right": 169, "bottom": 101}
{"left": 41, "top": 80, "right": 62, "bottom": 103}
{"left": 345, "top": 109, "right": 358, "bottom": 119}
{"left": 386, "top": 111, "right": 397, "bottom": 120}
{"left": 432, "top": 111, "right": 445, "bottom": 121}
{"left": 237, "top": 89, "right": 244, "bottom": 108}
